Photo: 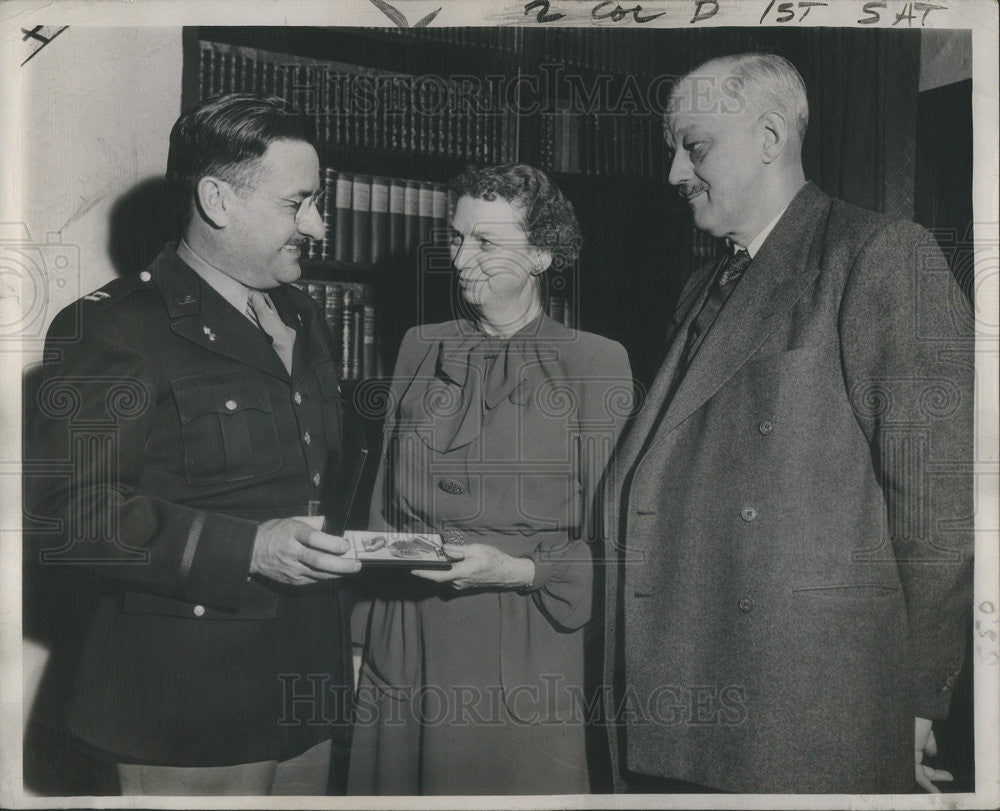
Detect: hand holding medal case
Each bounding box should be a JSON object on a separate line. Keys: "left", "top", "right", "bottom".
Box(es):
{"left": 321, "top": 409, "right": 450, "bottom": 569}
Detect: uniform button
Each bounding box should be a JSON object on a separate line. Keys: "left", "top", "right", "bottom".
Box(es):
{"left": 758, "top": 420, "right": 774, "bottom": 435}
{"left": 139, "top": 271, "right": 151, "bottom": 282}
{"left": 225, "top": 399, "right": 237, "bottom": 411}
{"left": 193, "top": 604, "right": 206, "bottom": 617}
{"left": 313, "top": 473, "right": 321, "bottom": 486}
{"left": 945, "top": 675, "right": 956, "bottom": 687}
{"left": 738, "top": 597, "right": 754, "bottom": 613}
{"left": 740, "top": 506, "right": 758, "bottom": 522}
{"left": 438, "top": 479, "right": 465, "bottom": 495}
{"left": 303, "top": 431, "right": 311, "bottom": 445}
{"left": 294, "top": 392, "right": 302, "bottom": 405}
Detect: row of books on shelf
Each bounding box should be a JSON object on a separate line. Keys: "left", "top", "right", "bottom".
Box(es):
{"left": 199, "top": 40, "right": 516, "bottom": 164}
{"left": 380, "top": 26, "right": 525, "bottom": 55}
{"left": 534, "top": 27, "right": 664, "bottom": 74}
{"left": 690, "top": 228, "right": 723, "bottom": 266}
{"left": 540, "top": 109, "right": 667, "bottom": 178}
{"left": 546, "top": 293, "right": 576, "bottom": 329}
{"left": 381, "top": 26, "right": 662, "bottom": 74}
{"left": 309, "top": 169, "right": 452, "bottom": 265}
{"left": 292, "top": 281, "right": 381, "bottom": 381}
{"left": 290, "top": 280, "right": 579, "bottom": 384}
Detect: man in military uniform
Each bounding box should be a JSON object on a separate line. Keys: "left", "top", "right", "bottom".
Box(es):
{"left": 28, "top": 94, "right": 360, "bottom": 795}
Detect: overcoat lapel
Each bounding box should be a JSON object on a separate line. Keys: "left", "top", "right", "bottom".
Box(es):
{"left": 638, "top": 183, "right": 832, "bottom": 454}
{"left": 150, "top": 248, "right": 290, "bottom": 381}
{"left": 613, "top": 260, "right": 718, "bottom": 477}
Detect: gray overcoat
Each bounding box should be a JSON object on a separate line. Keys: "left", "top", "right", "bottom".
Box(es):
{"left": 604, "top": 182, "right": 974, "bottom": 793}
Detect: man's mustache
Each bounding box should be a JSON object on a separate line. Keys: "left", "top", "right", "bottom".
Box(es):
{"left": 677, "top": 183, "right": 707, "bottom": 200}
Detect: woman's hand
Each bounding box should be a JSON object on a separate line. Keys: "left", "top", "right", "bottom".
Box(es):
{"left": 412, "top": 543, "right": 535, "bottom": 590}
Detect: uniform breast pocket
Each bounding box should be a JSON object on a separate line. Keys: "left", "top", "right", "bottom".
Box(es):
{"left": 171, "top": 371, "right": 282, "bottom": 486}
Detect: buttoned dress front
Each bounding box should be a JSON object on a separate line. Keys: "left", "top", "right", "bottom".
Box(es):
{"left": 348, "top": 315, "right": 632, "bottom": 795}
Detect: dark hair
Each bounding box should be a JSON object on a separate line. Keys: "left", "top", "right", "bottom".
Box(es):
{"left": 449, "top": 163, "right": 583, "bottom": 268}
{"left": 166, "top": 93, "right": 309, "bottom": 220}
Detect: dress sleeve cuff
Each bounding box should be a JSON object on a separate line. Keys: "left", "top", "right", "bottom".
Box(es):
{"left": 516, "top": 549, "right": 554, "bottom": 594}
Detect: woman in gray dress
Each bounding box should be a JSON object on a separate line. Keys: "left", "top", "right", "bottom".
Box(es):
{"left": 348, "top": 164, "right": 632, "bottom": 795}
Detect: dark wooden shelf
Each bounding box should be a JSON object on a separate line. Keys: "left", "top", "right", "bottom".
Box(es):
{"left": 299, "top": 259, "right": 388, "bottom": 276}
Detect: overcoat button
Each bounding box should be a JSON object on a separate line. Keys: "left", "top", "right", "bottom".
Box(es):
{"left": 225, "top": 400, "right": 237, "bottom": 411}
{"left": 758, "top": 420, "right": 774, "bottom": 434}
{"left": 193, "top": 605, "right": 206, "bottom": 617}
{"left": 139, "top": 271, "right": 151, "bottom": 282}
{"left": 294, "top": 392, "right": 302, "bottom": 405}
{"left": 438, "top": 479, "right": 465, "bottom": 495}
{"left": 738, "top": 597, "right": 754, "bottom": 613}
{"left": 313, "top": 473, "right": 321, "bottom": 486}
{"left": 303, "top": 431, "right": 311, "bottom": 444}
{"left": 740, "top": 507, "right": 758, "bottom": 522}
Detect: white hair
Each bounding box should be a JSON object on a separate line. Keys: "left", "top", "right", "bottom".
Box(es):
{"left": 666, "top": 53, "right": 809, "bottom": 145}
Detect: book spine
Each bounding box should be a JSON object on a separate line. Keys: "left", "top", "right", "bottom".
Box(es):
{"left": 321, "top": 167, "right": 336, "bottom": 260}
{"left": 417, "top": 182, "right": 434, "bottom": 253}
{"left": 332, "top": 73, "right": 344, "bottom": 147}
{"left": 334, "top": 172, "right": 353, "bottom": 263}
{"left": 431, "top": 184, "right": 447, "bottom": 247}
{"left": 370, "top": 176, "right": 389, "bottom": 265}
{"left": 213, "top": 43, "right": 226, "bottom": 94}
{"left": 403, "top": 180, "right": 420, "bottom": 254}
{"left": 325, "top": 283, "right": 344, "bottom": 363}
{"left": 548, "top": 292, "right": 565, "bottom": 323}
{"left": 351, "top": 174, "right": 372, "bottom": 264}
{"left": 389, "top": 76, "right": 401, "bottom": 153}
{"left": 340, "top": 290, "right": 353, "bottom": 379}
{"left": 350, "top": 304, "right": 363, "bottom": 380}
{"left": 306, "top": 282, "right": 326, "bottom": 310}
{"left": 199, "top": 41, "right": 213, "bottom": 99}
{"left": 562, "top": 296, "right": 575, "bottom": 329}
{"left": 240, "top": 49, "right": 251, "bottom": 92}
{"left": 388, "top": 178, "right": 406, "bottom": 259}
{"left": 359, "top": 74, "right": 373, "bottom": 149}
{"left": 362, "top": 303, "right": 377, "bottom": 380}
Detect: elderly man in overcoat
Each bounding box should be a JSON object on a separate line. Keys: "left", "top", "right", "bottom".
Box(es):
{"left": 605, "top": 53, "right": 973, "bottom": 794}
{"left": 27, "top": 94, "right": 361, "bottom": 795}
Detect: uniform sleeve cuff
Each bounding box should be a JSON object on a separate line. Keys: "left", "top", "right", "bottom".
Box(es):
{"left": 182, "top": 511, "right": 258, "bottom": 612}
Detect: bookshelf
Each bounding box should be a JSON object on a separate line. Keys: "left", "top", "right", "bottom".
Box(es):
{"left": 181, "top": 25, "right": 723, "bottom": 392}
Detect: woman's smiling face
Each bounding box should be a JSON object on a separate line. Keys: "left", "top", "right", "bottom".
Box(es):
{"left": 449, "top": 195, "right": 551, "bottom": 313}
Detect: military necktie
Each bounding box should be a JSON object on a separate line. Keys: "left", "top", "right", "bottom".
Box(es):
{"left": 247, "top": 290, "right": 295, "bottom": 374}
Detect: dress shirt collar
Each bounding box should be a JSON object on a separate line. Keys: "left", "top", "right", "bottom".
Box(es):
{"left": 730, "top": 205, "right": 786, "bottom": 260}
{"left": 177, "top": 239, "right": 255, "bottom": 322}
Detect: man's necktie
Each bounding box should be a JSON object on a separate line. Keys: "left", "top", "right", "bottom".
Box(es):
{"left": 247, "top": 290, "right": 295, "bottom": 374}
{"left": 718, "top": 248, "right": 753, "bottom": 288}
{"left": 680, "top": 249, "right": 753, "bottom": 369}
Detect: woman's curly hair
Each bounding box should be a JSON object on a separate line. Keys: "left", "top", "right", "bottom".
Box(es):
{"left": 449, "top": 163, "right": 583, "bottom": 269}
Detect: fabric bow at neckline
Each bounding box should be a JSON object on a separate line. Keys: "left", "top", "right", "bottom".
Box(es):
{"left": 409, "top": 321, "right": 553, "bottom": 452}
{"left": 437, "top": 333, "right": 532, "bottom": 410}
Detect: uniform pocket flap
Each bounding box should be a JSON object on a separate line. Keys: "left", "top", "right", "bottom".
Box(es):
{"left": 171, "top": 371, "right": 273, "bottom": 423}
